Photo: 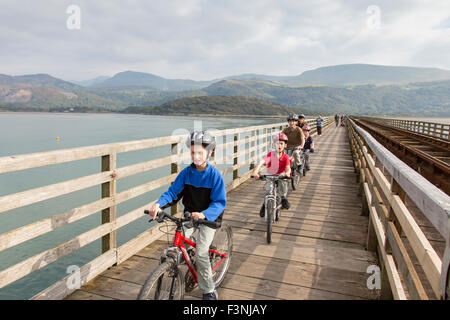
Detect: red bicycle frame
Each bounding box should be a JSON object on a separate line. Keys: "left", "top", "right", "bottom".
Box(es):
{"left": 172, "top": 230, "right": 228, "bottom": 284}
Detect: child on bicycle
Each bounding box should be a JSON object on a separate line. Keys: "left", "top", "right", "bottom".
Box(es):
{"left": 282, "top": 113, "right": 305, "bottom": 172}
{"left": 297, "top": 113, "right": 306, "bottom": 129}
{"left": 147, "top": 130, "right": 226, "bottom": 300}
{"left": 301, "top": 125, "right": 315, "bottom": 171}
{"left": 252, "top": 132, "right": 292, "bottom": 216}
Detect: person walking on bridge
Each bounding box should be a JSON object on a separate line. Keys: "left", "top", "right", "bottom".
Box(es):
{"left": 316, "top": 115, "right": 323, "bottom": 136}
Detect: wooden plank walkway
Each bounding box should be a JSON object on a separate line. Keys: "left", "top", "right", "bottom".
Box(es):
{"left": 66, "top": 124, "right": 378, "bottom": 300}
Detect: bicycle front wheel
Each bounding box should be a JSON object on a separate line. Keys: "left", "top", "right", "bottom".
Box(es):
{"left": 266, "top": 199, "right": 275, "bottom": 244}
{"left": 209, "top": 224, "right": 233, "bottom": 288}
{"left": 137, "top": 261, "right": 184, "bottom": 300}
{"left": 291, "top": 171, "right": 301, "bottom": 190}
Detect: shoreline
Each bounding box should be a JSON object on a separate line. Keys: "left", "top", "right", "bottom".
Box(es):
{"left": 0, "top": 110, "right": 287, "bottom": 119}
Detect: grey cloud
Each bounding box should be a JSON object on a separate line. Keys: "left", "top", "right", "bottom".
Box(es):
{"left": 0, "top": 0, "right": 449, "bottom": 81}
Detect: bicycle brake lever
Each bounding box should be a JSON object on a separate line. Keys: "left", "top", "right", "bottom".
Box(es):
{"left": 144, "top": 209, "right": 154, "bottom": 223}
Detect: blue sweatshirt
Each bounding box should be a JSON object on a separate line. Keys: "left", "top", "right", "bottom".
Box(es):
{"left": 156, "top": 161, "right": 227, "bottom": 223}
{"left": 316, "top": 118, "right": 324, "bottom": 127}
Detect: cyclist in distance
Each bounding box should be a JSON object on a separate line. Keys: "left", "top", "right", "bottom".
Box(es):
{"left": 146, "top": 130, "right": 226, "bottom": 300}
{"left": 282, "top": 113, "right": 305, "bottom": 172}
{"left": 301, "top": 125, "right": 315, "bottom": 171}
{"left": 297, "top": 114, "right": 306, "bottom": 129}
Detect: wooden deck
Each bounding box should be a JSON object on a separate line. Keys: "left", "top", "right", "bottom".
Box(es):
{"left": 65, "top": 125, "right": 378, "bottom": 300}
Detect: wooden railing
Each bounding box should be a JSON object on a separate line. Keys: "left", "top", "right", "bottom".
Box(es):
{"left": 360, "top": 117, "right": 450, "bottom": 141}
{"left": 347, "top": 118, "right": 450, "bottom": 300}
{"left": 0, "top": 116, "right": 332, "bottom": 300}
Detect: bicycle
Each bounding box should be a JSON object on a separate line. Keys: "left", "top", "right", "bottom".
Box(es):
{"left": 252, "top": 174, "right": 291, "bottom": 244}
{"left": 137, "top": 210, "right": 233, "bottom": 300}
{"left": 302, "top": 149, "right": 311, "bottom": 172}
{"left": 286, "top": 146, "right": 305, "bottom": 190}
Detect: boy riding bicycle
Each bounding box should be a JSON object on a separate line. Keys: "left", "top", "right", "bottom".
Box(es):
{"left": 282, "top": 113, "right": 305, "bottom": 172}
{"left": 301, "top": 125, "right": 315, "bottom": 171}
{"left": 297, "top": 113, "right": 306, "bottom": 129}
{"left": 252, "top": 132, "right": 292, "bottom": 216}
{"left": 147, "top": 130, "right": 226, "bottom": 300}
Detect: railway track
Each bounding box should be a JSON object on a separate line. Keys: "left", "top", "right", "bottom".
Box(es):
{"left": 350, "top": 117, "right": 450, "bottom": 195}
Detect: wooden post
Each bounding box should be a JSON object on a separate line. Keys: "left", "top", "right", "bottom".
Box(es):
{"left": 366, "top": 214, "right": 378, "bottom": 251}
{"left": 361, "top": 187, "right": 369, "bottom": 217}
{"left": 271, "top": 127, "right": 276, "bottom": 150}
{"left": 171, "top": 142, "right": 180, "bottom": 216}
{"left": 233, "top": 133, "right": 239, "bottom": 180}
{"left": 263, "top": 128, "right": 267, "bottom": 154}
{"left": 440, "top": 218, "right": 450, "bottom": 300}
{"left": 101, "top": 153, "right": 117, "bottom": 255}
{"left": 380, "top": 254, "right": 394, "bottom": 300}
{"left": 250, "top": 129, "right": 256, "bottom": 170}
{"left": 390, "top": 178, "right": 406, "bottom": 236}
{"left": 358, "top": 145, "right": 367, "bottom": 197}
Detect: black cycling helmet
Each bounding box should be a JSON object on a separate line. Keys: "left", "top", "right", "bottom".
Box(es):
{"left": 286, "top": 113, "right": 299, "bottom": 121}
{"left": 298, "top": 113, "right": 305, "bottom": 119}
{"left": 185, "top": 130, "right": 216, "bottom": 152}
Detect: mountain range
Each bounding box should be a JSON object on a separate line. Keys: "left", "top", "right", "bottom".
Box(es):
{"left": 69, "top": 64, "right": 450, "bottom": 90}
{"left": 1, "top": 64, "right": 449, "bottom": 115}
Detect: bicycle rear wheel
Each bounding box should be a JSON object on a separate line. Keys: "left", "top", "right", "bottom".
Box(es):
{"left": 209, "top": 224, "right": 233, "bottom": 288}
{"left": 137, "top": 261, "right": 184, "bottom": 300}
{"left": 266, "top": 199, "right": 275, "bottom": 244}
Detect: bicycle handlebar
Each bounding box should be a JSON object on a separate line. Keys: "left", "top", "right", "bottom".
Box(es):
{"left": 144, "top": 210, "right": 221, "bottom": 228}
{"left": 251, "top": 174, "right": 291, "bottom": 181}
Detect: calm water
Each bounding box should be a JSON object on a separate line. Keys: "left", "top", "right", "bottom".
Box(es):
{"left": 0, "top": 112, "right": 280, "bottom": 300}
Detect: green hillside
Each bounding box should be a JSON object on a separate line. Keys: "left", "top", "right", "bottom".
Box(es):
{"left": 203, "top": 79, "right": 450, "bottom": 116}
{"left": 121, "top": 95, "right": 313, "bottom": 116}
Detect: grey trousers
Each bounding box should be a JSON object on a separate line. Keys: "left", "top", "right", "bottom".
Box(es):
{"left": 183, "top": 223, "right": 217, "bottom": 294}
{"left": 261, "top": 168, "right": 288, "bottom": 198}
{"left": 287, "top": 148, "right": 303, "bottom": 167}
{"left": 265, "top": 179, "right": 288, "bottom": 197}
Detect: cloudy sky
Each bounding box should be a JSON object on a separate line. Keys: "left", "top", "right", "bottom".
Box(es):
{"left": 1, "top": 0, "right": 449, "bottom": 81}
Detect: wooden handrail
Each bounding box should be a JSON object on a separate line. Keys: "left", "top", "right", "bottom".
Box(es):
{"left": 347, "top": 118, "right": 450, "bottom": 300}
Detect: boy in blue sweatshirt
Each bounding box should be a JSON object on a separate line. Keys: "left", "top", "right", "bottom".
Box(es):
{"left": 147, "top": 131, "right": 226, "bottom": 300}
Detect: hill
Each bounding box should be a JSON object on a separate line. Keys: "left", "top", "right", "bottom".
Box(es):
{"left": 121, "top": 95, "right": 312, "bottom": 116}
{"left": 0, "top": 73, "right": 82, "bottom": 91}
{"left": 91, "top": 71, "right": 213, "bottom": 91}
{"left": 290, "top": 64, "right": 450, "bottom": 85}
{"left": 202, "top": 79, "right": 450, "bottom": 116}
